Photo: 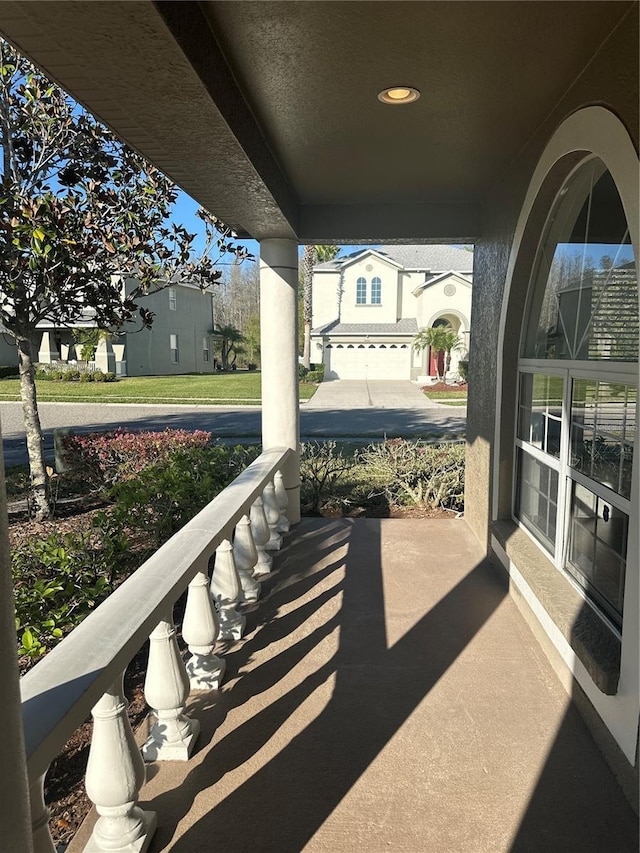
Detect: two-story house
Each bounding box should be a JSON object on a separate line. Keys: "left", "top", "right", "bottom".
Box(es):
{"left": 311, "top": 245, "right": 472, "bottom": 381}
{"left": 14, "top": 277, "right": 219, "bottom": 377}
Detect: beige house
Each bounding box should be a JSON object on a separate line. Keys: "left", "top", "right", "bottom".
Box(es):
{"left": 311, "top": 245, "right": 472, "bottom": 381}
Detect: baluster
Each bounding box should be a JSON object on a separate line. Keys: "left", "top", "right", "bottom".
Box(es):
{"left": 250, "top": 496, "right": 273, "bottom": 576}
{"left": 211, "top": 539, "right": 246, "bottom": 640}
{"left": 85, "top": 674, "right": 157, "bottom": 852}
{"left": 263, "top": 481, "right": 283, "bottom": 551}
{"left": 233, "top": 515, "right": 261, "bottom": 603}
{"left": 142, "top": 611, "right": 200, "bottom": 762}
{"left": 183, "top": 565, "right": 226, "bottom": 690}
{"left": 274, "top": 469, "right": 290, "bottom": 533}
{"left": 30, "top": 773, "right": 55, "bottom": 853}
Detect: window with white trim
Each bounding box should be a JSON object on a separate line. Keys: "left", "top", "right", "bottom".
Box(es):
{"left": 203, "top": 337, "right": 210, "bottom": 362}
{"left": 356, "top": 277, "right": 367, "bottom": 304}
{"left": 168, "top": 288, "right": 177, "bottom": 310}
{"left": 515, "top": 158, "right": 637, "bottom": 630}
{"left": 170, "top": 334, "right": 179, "bottom": 363}
{"left": 371, "top": 277, "right": 382, "bottom": 304}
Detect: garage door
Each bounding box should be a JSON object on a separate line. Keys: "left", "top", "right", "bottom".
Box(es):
{"left": 324, "top": 343, "right": 411, "bottom": 379}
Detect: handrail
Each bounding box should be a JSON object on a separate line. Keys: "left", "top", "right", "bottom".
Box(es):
{"left": 21, "top": 446, "right": 291, "bottom": 782}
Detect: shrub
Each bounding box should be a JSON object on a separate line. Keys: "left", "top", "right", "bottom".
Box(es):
{"left": 109, "top": 443, "right": 261, "bottom": 546}
{"left": 79, "top": 371, "right": 94, "bottom": 382}
{"left": 458, "top": 359, "right": 469, "bottom": 382}
{"left": 103, "top": 371, "right": 117, "bottom": 382}
{"left": 62, "top": 428, "right": 214, "bottom": 487}
{"left": 358, "top": 439, "right": 465, "bottom": 511}
{"left": 298, "top": 363, "right": 308, "bottom": 380}
{"left": 0, "top": 365, "right": 18, "bottom": 379}
{"left": 306, "top": 364, "right": 325, "bottom": 383}
{"left": 93, "top": 370, "right": 105, "bottom": 382}
{"left": 13, "top": 514, "right": 130, "bottom": 660}
{"left": 300, "top": 441, "right": 354, "bottom": 511}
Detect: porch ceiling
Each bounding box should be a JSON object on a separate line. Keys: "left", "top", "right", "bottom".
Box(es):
{"left": 0, "top": 1, "right": 634, "bottom": 242}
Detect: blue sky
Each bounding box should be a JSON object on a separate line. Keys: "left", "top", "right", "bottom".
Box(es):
{"left": 173, "top": 190, "right": 377, "bottom": 260}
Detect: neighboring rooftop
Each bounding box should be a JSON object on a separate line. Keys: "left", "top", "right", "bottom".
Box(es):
{"left": 315, "top": 245, "right": 474, "bottom": 272}
{"left": 312, "top": 319, "right": 418, "bottom": 335}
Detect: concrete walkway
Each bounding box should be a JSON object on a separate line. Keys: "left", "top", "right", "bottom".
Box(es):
{"left": 305, "top": 379, "right": 451, "bottom": 410}
{"left": 69, "top": 519, "right": 638, "bottom": 853}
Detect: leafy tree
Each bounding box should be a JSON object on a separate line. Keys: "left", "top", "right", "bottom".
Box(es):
{"left": 413, "top": 325, "right": 462, "bottom": 382}
{"left": 243, "top": 311, "right": 260, "bottom": 367}
{"left": 302, "top": 245, "right": 340, "bottom": 369}
{"left": 0, "top": 39, "right": 251, "bottom": 519}
{"left": 214, "top": 324, "right": 245, "bottom": 370}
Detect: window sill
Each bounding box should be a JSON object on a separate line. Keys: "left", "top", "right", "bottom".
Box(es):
{"left": 491, "top": 519, "right": 621, "bottom": 695}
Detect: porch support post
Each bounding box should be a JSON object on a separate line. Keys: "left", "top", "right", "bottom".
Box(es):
{"left": 0, "top": 420, "right": 34, "bottom": 851}
{"left": 259, "top": 238, "right": 300, "bottom": 523}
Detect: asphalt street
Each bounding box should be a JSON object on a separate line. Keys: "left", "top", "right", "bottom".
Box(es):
{"left": 1, "top": 380, "right": 467, "bottom": 467}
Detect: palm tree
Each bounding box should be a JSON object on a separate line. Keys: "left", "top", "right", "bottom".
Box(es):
{"left": 413, "top": 325, "right": 462, "bottom": 383}
{"left": 302, "top": 244, "right": 340, "bottom": 370}
{"left": 214, "top": 324, "right": 245, "bottom": 370}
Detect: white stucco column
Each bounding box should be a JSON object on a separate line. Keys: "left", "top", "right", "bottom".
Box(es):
{"left": 37, "top": 331, "right": 59, "bottom": 363}
{"left": 259, "top": 238, "right": 300, "bottom": 523}
{"left": 0, "top": 419, "right": 34, "bottom": 851}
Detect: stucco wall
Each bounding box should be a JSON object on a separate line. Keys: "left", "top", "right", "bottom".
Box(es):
{"left": 312, "top": 270, "right": 341, "bottom": 328}
{"left": 339, "top": 257, "right": 399, "bottom": 324}
{"left": 465, "top": 12, "right": 639, "bottom": 547}
{"left": 123, "top": 280, "right": 216, "bottom": 376}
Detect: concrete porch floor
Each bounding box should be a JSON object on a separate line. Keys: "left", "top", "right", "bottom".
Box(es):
{"left": 71, "top": 518, "right": 638, "bottom": 852}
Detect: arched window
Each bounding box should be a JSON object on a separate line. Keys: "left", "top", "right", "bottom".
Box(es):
{"left": 515, "top": 158, "right": 637, "bottom": 629}
{"left": 371, "top": 276, "right": 382, "bottom": 304}
{"left": 356, "top": 277, "right": 367, "bottom": 304}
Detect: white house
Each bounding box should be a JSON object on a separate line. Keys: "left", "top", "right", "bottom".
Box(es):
{"left": 311, "top": 245, "right": 473, "bottom": 381}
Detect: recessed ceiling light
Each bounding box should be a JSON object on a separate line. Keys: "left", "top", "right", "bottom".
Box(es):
{"left": 378, "top": 86, "right": 420, "bottom": 105}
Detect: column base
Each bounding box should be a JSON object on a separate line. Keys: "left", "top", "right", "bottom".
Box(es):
{"left": 265, "top": 532, "right": 283, "bottom": 551}
{"left": 142, "top": 718, "right": 200, "bottom": 762}
{"left": 85, "top": 809, "right": 157, "bottom": 853}
{"left": 186, "top": 654, "right": 226, "bottom": 691}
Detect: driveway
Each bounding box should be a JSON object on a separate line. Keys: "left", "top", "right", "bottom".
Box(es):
{"left": 305, "top": 379, "right": 446, "bottom": 410}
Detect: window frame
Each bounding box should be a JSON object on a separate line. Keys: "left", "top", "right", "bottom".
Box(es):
{"left": 168, "top": 288, "right": 177, "bottom": 311}
{"left": 356, "top": 277, "right": 367, "bottom": 304}
{"left": 170, "top": 333, "right": 179, "bottom": 364}
{"left": 371, "top": 276, "right": 382, "bottom": 304}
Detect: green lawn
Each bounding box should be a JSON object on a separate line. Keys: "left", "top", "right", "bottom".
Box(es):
{"left": 424, "top": 389, "right": 468, "bottom": 404}
{"left": 0, "top": 373, "right": 318, "bottom": 404}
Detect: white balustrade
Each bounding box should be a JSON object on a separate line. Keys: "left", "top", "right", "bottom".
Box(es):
{"left": 30, "top": 773, "right": 55, "bottom": 853}
{"left": 142, "top": 613, "right": 200, "bottom": 761}
{"left": 211, "top": 540, "right": 246, "bottom": 640}
{"left": 262, "top": 481, "right": 283, "bottom": 551}
{"left": 19, "top": 450, "right": 291, "bottom": 851}
{"left": 183, "top": 566, "right": 226, "bottom": 690}
{"left": 250, "top": 497, "right": 273, "bottom": 576}
{"left": 85, "top": 675, "right": 156, "bottom": 852}
{"left": 233, "top": 515, "right": 261, "bottom": 603}
{"left": 274, "top": 469, "right": 290, "bottom": 533}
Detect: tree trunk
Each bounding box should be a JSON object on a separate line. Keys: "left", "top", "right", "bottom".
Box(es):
{"left": 17, "top": 337, "right": 50, "bottom": 520}
{"left": 303, "top": 321, "right": 311, "bottom": 370}
{"left": 302, "top": 246, "right": 316, "bottom": 370}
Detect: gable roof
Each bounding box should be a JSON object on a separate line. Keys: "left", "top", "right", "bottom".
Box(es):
{"left": 378, "top": 245, "right": 473, "bottom": 271}
{"left": 314, "top": 245, "right": 473, "bottom": 273}
{"left": 413, "top": 270, "right": 473, "bottom": 296}
{"left": 312, "top": 319, "right": 418, "bottom": 336}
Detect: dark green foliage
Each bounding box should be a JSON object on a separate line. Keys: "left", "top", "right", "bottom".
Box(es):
{"left": 0, "top": 365, "right": 18, "bottom": 378}
{"left": 458, "top": 359, "right": 469, "bottom": 382}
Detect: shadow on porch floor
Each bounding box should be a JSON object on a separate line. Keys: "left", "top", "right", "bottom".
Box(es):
{"left": 70, "top": 518, "right": 638, "bottom": 852}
